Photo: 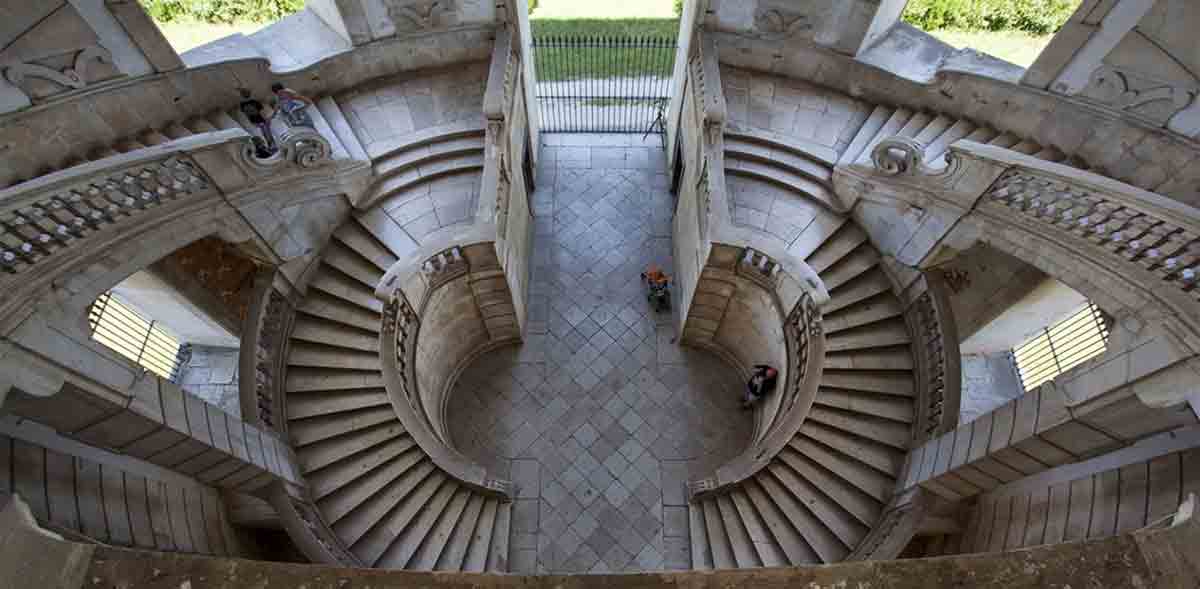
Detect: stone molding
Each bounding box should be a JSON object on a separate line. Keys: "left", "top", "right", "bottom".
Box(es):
{"left": 71, "top": 497, "right": 1200, "bottom": 586}
{"left": 902, "top": 273, "right": 962, "bottom": 443}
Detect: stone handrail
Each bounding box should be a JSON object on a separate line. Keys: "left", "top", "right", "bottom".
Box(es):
{"left": 0, "top": 133, "right": 229, "bottom": 276}
{"left": 687, "top": 290, "right": 825, "bottom": 499}
{"left": 904, "top": 275, "right": 961, "bottom": 443}
{"left": 378, "top": 287, "right": 513, "bottom": 499}
{"left": 482, "top": 26, "right": 515, "bottom": 121}
{"left": 239, "top": 276, "right": 293, "bottom": 434}
{"left": 269, "top": 481, "right": 363, "bottom": 567}
{"left": 693, "top": 30, "right": 727, "bottom": 126}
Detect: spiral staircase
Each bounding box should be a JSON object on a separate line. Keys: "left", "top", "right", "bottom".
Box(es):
{"left": 281, "top": 124, "right": 514, "bottom": 572}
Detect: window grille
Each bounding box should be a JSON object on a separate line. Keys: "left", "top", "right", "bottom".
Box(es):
{"left": 88, "top": 292, "right": 184, "bottom": 381}
{"left": 1012, "top": 302, "right": 1109, "bottom": 391}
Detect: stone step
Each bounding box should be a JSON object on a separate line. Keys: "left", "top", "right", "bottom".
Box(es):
{"left": 308, "top": 268, "right": 384, "bottom": 314}
{"left": 743, "top": 477, "right": 819, "bottom": 565}
{"left": 290, "top": 405, "right": 400, "bottom": 447}
{"left": 287, "top": 388, "right": 390, "bottom": 420}
{"left": 333, "top": 222, "right": 399, "bottom": 275}
{"left": 462, "top": 498, "right": 499, "bottom": 572}
{"left": 297, "top": 290, "right": 382, "bottom": 334}
{"left": 813, "top": 387, "right": 915, "bottom": 423}
{"left": 322, "top": 240, "right": 387, "bottom": 290}
{"left": 485, "top": 500, "right": 512, "bottom": 573}
{"left": 702, "top": 498, "right": 737, "bottom": 569}
{"left": 296, "top": 421, "right": 407, "bottom": 473}
{"left": 822, "top": 294, "right": 903, "bottom": 334}
{"left": 354, "top": 208, "right": 420, "bottom": 262}
{"left": 716, "top": 493, "right": 761, "bottom": 568}
{"left": 376, "top": 479, "right": 460, "bottom": 568}
{"left": 318, "top": 96, "right": 370, "bottom": 161}
{"left": 436, "top": 492, "right": 487, "bottom": 571}
{"left": 291, "top": 316, "right": 380, "bottom": 353}
{"left": 723, "top": 133, "right": 834, "bottom": 184}
{"left": 820, "top": 370, "right": 914, "bottom": 397}
{"left": 730, "top": 488, "right": 787, "bottom": 566}
{"left": 355, "top": 471, "right": 448, "bottom": 566}
{"left": 807, "top": 224, "right": 867, "bottom": 274}
{"left": 802, "top": 418, "right": 906, "bottom": 476}
{"left": 823, "top": 270, "right": 894, "bottom": 314}
{"left": 725, "top": 157, "right": 839, "bottom": 212}
{"left": 819, "top": 245, "right": 879, "bottom": 291}
{"left": 308, "top": 435, "right": 417, "bottom": 502}
{"left": 855, "top": 107, "right": 914, "bottom": 167}
{"left": 807, "top": 406, "right": 911, "bottom": 450}
{"left": 366, "top": 153, "right": 486, "bottom": 213}
{"left": 373, "top": 134, "right": 486, "bottom": 181}
{"left": 780, "top": 444, "right": 882, "bottom": 527}
{"left": 334, "top": 459, "right": 437, "bottom": 546}
{"left": 769, "top": 453, "right": 866, "bottom": 550}
{"left": 689, "top": 501, "right": 714, "bottom": 569}
{"left": 410, "top": 486, "right": 472, "bottom": 570}
{"left": 924, "top": 119, "right": 978, "bottom": 167}
{"left": 285, "top": 369, "right": 384, "bottom": 394}
{"left": 791, "top": 436, "right": 894, "bottom": 503}
{"left": 824, "top": 318, "right": 912, "bottom": 352}
{"left": 319, "top": 444, "right": 426, "bottom": 524}
{"left": 287, "top": 341, "right": 380, "bottom": 371}
{"left": 838, "top": 105, "right": 893, "bottom": 166}
{"left": 755, "top": 470, "right": 846, "bottom": 563}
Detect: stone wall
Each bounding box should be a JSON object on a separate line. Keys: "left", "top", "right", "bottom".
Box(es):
{"left": 932, "top": 245, "right": 1050, "bottom": 344}
{"left": 720, "top": 65, "right": 871, "bottom": 161}
{"left": 335, "top": 62, "right": 489, "bottom": 160}
{"left": 177, "top": 346, "right": 241, "bottom": 418}
{"left": 0, "top": 417, "right": 243, "bottom": 557}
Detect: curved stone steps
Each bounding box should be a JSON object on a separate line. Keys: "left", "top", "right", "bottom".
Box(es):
{"left": 282, "top": 179, "right": 510, "bottom": 572}
{"left": 691, "top": 197, "right": 917, "bottom": 568}
{"left": 838, "top": 104, "right": 1083, "bottom": 172}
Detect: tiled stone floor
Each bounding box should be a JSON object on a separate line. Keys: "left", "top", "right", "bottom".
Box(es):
{"left": 447, "top": 134, "right": 752, "bottom": 574}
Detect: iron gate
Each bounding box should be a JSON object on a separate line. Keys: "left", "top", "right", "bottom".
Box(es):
{"left": 533, "top": 36, "right": 676, "bottom": 133}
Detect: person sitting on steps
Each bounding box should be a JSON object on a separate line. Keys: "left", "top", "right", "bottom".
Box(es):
{"left": 271, "top": 82, "right": 315, "bottom": 128}
{"left": 742, "top": 364, "right": 778, "bottom": 409}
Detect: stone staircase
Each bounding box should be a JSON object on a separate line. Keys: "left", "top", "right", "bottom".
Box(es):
{"left": 681, "top": 128, "right": 919, "bottom": 568}
{"left": 282, "top": 128, "right": 510, "bottom": 572}
{"left": 2, "top": 95, "right": 363, "bottom": 189}
{"left": 836, "top": 105, "right": 1081, "bottom": 171}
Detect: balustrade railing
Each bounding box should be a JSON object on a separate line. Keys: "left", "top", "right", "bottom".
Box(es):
{"left": 687, "top": 290, "right": 824, "bottom": 499}
{"left": 379, "top": 288, "right": 512, "bottom": 499}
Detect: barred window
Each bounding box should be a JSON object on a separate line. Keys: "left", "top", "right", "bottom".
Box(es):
{"left": 88, "top": 292, "right": 184, "bottom": 381}
{"left": 1012, "top": 302, "right": 1109, "bottom": 391}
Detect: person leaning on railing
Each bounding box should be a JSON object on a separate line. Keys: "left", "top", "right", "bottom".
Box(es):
{"left": 742, "top": 364, "right": 778, "bottom": 409}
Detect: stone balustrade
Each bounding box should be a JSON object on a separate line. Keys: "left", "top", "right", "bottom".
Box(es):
{"left": 379, "top": 284, "right": 513, "bottom": 499}
{"left": 688, "top": 288, "right": 825, "bottom": 499}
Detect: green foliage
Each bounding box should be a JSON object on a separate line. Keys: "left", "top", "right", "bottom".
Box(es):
{"left": 673, "top": 0, "right": 683, "bottom": 18}
{"left": 139, "top": 0, "right": 304, "bottom": 24}
{"left": 532, "top": 18, "right": 678, "bottom": 39}
{"left": 902, "top": 0, "right": 1076, "bottom": 35}
{"left": 528, "top": 0, "right": 538, "bottom": 15}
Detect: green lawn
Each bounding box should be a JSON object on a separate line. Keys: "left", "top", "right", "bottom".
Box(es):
{"left": 158, "top": 20, "right": 264, "bottom": 52}
{"left": 532, "top": 19, "right": 678, "bottom": 82}
{"left": 925, "top": 29, "right": 1053, "bottom": 68}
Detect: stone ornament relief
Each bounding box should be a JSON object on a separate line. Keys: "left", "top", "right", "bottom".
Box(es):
{"left": 0, "top": 4, "right": 124, "bottom": 102}
{"left": 383, "top": 0, "right": 459, "bottom": 33}
{"left": 751, "top": 0, "right": 819, "bottom": 41}
{"left": 240, "top": 125, "right": 333, "bottom": 172}
{"left": 1081, "top": 65, "right": 1199, "bottom": 124}
{"left": 1, "top": 156, "right": 210, "bottom": 274}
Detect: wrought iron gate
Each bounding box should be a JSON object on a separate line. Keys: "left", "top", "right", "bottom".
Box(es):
{"left": 533, "top": 36, "right": 676, "bottom": 133}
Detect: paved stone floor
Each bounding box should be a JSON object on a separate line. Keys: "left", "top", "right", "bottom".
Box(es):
{"left": 447, "top": 134, "right": 752, "bottom": 574}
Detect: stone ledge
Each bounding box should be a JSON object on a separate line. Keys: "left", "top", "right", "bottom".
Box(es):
{"left": 59, "top": 501, "right": 1198, "bottom": 588}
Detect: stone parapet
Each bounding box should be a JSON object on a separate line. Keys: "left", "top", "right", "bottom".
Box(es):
{"left": 43, "top": 496, "right": 1200, "bottom": 588}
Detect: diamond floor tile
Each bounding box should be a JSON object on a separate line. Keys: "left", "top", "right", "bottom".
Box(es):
{"left": 447, "top": 136, "right": 752, "bottom": 573}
